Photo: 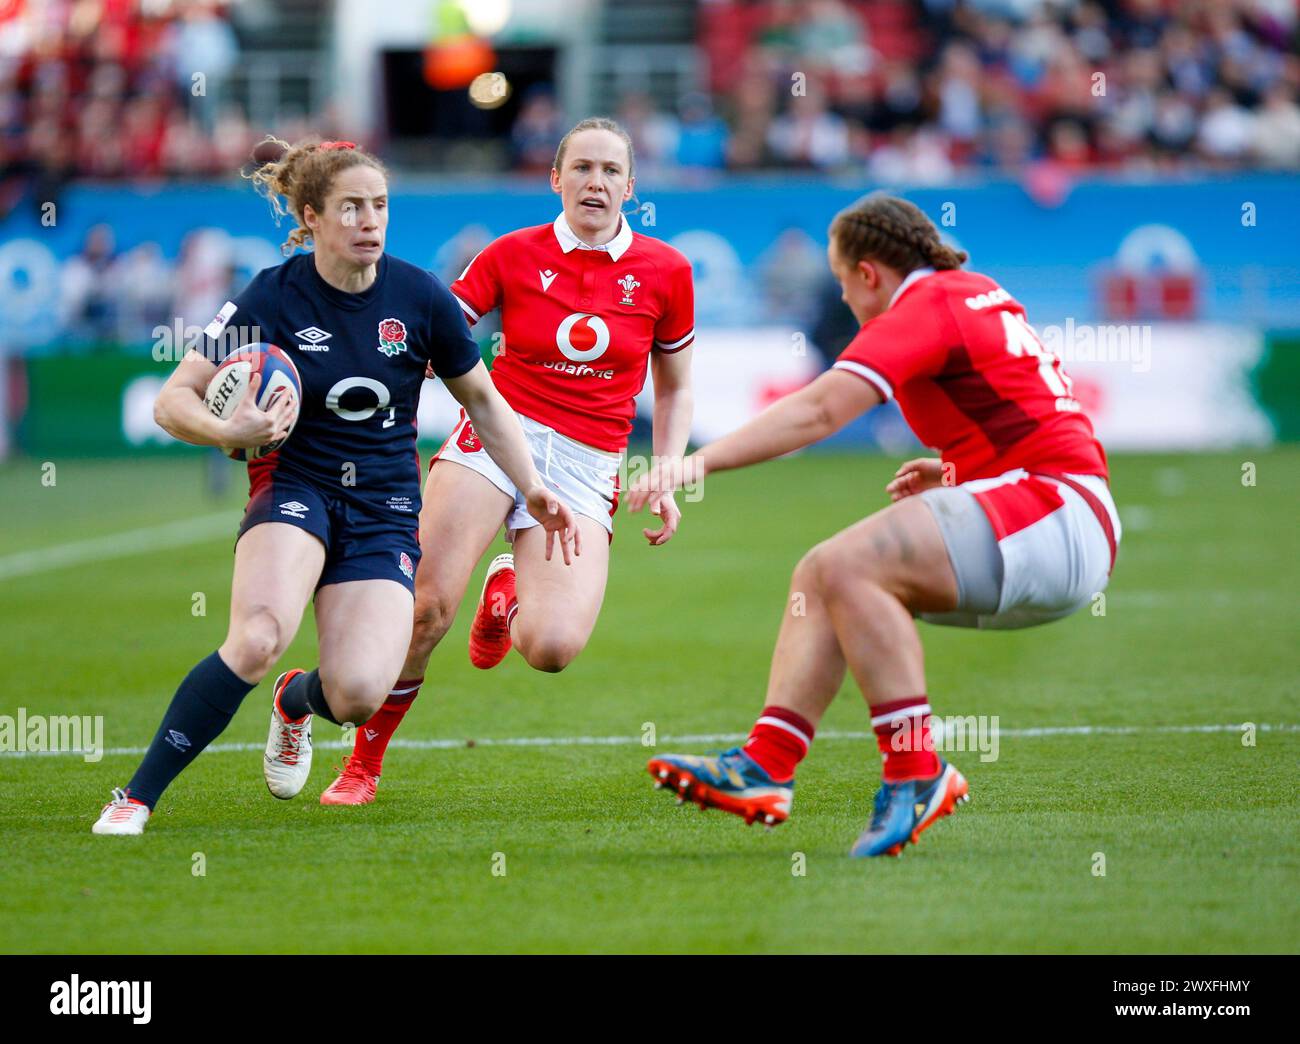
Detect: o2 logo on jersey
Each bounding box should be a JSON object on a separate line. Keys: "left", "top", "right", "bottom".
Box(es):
{"left": 556, "top": 312, "right": 610, "bottom": 363}
{"left": 326, "top": 376, "right": 397, "bottom": 428}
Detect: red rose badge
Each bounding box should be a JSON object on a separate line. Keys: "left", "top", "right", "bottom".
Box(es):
{"left": 377, "top": 317, "right": 408, "bottom": 357}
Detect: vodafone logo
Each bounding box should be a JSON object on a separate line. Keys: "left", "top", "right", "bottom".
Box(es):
{"left": 556, "top": 313, "right": 610, "bottom": 363}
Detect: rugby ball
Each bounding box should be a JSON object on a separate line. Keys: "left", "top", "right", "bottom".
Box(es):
{"left": 203, "top": 344, "right": 302, "bottom": 461}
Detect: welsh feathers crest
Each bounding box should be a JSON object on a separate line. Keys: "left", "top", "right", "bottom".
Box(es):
{"left": 617, "top": 274, "right": 640, "bottom": 305}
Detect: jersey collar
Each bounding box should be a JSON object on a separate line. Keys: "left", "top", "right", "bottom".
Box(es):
{"left": 553, "top": 212, "right": 633, "bottom": 262}
{"left": 889, "top": 266, "right": 937, "bottom": 309}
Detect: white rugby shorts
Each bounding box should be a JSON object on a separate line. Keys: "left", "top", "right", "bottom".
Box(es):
{"left": 432, "top": 409, "right": 621, "bottom": 539}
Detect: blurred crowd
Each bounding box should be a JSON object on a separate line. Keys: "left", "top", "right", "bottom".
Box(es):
{"left": 4, "top": 0, "right": 1297, "bottom": 188}
{"left": 0, "top": 0, "right": 341, "bottom": 201}
{"left": 515, "top": 0, "right": 1300, "bottom": 180}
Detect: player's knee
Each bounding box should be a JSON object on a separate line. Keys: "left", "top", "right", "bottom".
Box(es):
{"left": 410, "top": 594, "right": 456, "bottom": 652}
{"left": 791, "top": 545, "right": 825, "bottom": 597}
{"left": 321, "top": 673, "right": 385, "bottom": 725}
{"left": 800, "top": 538, "right": 878, "bottom": 601}
{"left": 517, "top": 627, "right": 585, "bottom": 673}
{"left": 795, "top": 541, "right": 852, "bottom": 598}
{"left": 224, "top": 609, "right": 286, "bottom": 681}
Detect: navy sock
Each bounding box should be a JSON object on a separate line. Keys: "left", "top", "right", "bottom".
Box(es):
{"left": 126, "top": 650, "right": 255, "bottom": 809}
{"left": 279, "top": 668, "right": 340, "bottom": 725}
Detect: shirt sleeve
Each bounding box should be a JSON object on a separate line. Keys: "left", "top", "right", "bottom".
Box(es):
{"left": 652, "top": 255, "right": 695, "bottom": 354}
{"left": 448, "top": 240, "right": 502, "bottom": 327}
{"left": 423, "top": 273, "right": 484, "bottom": 380}
{"left": 201, "top": 272, "right": 271, "bottom": 363}
{"left": 832, "top": 289, "right": 951, "bottom": 401}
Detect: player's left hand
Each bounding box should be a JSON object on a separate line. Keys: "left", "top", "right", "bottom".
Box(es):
{"left": 524, "top": 485, "right": 581, "bottom": 565}
{"left": 642, "top": 491, "right": 680, "bottom": 546}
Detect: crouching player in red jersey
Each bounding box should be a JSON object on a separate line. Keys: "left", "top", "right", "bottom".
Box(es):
{"left": 320, "top": 118, "right": 695, "bottom": 803}
{"left": 628, "top": 194, "right": 1120, "bottom": 857}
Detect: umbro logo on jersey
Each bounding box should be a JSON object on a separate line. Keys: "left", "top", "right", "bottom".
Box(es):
{"left": 539, "top": 269, "right": 558, "bottom": 292}
{"left": 279, "top": 501, "right": 309, "bottom": 518}
{"left": 294, "top": 326, "right": 332, "bottom": 351}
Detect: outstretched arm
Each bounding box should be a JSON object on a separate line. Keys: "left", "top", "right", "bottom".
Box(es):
{"left": 626, "top": 369, "right": 881, "bottom": 509}
{"left": 700, "top": 369, "right": 880, "bottom": 476}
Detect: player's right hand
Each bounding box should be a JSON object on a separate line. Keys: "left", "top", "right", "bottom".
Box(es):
{"left": 626, "top": 454, "right": 706, "bottom": 513}
{"left": 222, "top": 372, "right": 298, "bottom": 449}
{"left": 524, "top": 484, "right": 581, "bottom": 565}
{"left": 886, "top": 457, "right": 946, "bottom": 501}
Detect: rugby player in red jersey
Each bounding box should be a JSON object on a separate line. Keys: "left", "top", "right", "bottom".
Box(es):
{"left": 628, "top": 193, "right": 1120, "bottom": 857}
{"left": 321, "top": 118, "right": 695, "bottom": 804}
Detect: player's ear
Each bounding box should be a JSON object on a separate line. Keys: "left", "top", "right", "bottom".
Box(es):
{"left": 302, "top": 203, "right": 319, "bottom": 232}
{"left": 623, "top": 175, "right": 635, "bottom": 201}
{"left": 549, "top": 167, "right": 562, "bottom": 195}
{"left": 857, "top": 258, "right": 878, "bottom": 288}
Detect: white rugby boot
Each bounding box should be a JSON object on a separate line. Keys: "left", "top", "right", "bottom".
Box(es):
{"left": 92, "top": 788, "right": 150, "bottom": 836}
{"left": 264, "top": 669, "right": 313, "bottom": 799}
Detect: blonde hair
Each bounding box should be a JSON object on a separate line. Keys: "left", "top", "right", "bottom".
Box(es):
{"left": 244, "top": 136, "right": 388, "bottom": 254}
{"left": 553, "top": 117, "right": 635, "bottom": 177}
{"left": 830, "top": 193, "right": 967, "bottom": 273}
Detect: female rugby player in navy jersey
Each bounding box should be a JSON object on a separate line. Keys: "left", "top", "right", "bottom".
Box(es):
{"left": 93, "top": 138, "right": 577, "bottom": 835}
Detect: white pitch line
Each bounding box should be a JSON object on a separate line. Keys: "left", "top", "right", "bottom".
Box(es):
{"left": 3, "top": 722, "right": 1295, "bottom": 760}
{"left": 0, "top": 512, "right": 235, "bottom": 582}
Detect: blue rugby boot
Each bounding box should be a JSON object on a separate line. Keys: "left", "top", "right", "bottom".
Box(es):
{"left": 648, "top": 747, "right": 793, "bottom": 827}
{"left": 850, "top": 759, "right": 969, "bottom": 858}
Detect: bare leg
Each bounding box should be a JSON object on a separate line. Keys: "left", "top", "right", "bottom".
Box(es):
{"left": 400, "top": 460, "right": 512, "bottom": 680}
{"left": 509, "top": 515, "right": 611, "bottom": 673}
{"left": 762, "top": 562, "right": 848, "bottom": 728}
{"left": 220, "top": 522, "right": 325, "bottom": 683}
{"left": 315, "top": 579, "right": 417, "bottom": 724}
{"left": 765, "top": 497, "right": 958, "bottom": 714}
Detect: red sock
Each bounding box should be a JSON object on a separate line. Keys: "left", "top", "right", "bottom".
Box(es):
{"left": 743, "top": 705, "right": 815, "bottom": 783}
{"left": 871, "top": 696, "right": 940, "bottom": 782}
{"left": 351, "top": 677, "right": 422, "bottom": 775}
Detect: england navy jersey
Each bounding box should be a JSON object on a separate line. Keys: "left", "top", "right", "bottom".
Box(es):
{"left": 204, "top": 252, "right": 481, "bottom": 517}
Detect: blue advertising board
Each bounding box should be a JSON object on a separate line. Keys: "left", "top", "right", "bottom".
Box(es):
{"left": 1, "top": 174, "right": 1297, "bottom": 352}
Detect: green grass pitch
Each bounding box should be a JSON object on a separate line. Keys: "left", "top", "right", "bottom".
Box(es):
{"left": 1, "top": 449, "right": 1296, "bottom": 954}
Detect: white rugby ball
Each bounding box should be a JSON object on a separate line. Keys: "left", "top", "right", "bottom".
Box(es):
{"left": 203, "top": 344, "right": 302, "bottom": 461}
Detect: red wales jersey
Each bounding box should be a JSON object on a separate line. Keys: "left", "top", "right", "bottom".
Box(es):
{"left": 834, "top": 268, "right": 1107, "bottom": 483}
{"left": 449, "top": 214, "right": 695, "bottom": 452}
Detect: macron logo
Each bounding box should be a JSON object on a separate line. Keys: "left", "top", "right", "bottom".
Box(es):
{"left": 50, "top": 975, "right": 151, "bottom": 1024}
{"left": 539, "top": 269, "right": 557, "bottom": 293}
